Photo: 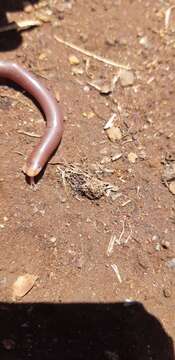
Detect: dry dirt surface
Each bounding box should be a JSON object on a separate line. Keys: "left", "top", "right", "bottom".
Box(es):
{"left": 0, "top": 0, "right": 175, "bottom": 359}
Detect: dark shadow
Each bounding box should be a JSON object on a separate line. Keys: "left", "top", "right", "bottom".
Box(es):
{"left": 0, "top": 302, "right": 174, "bottom": 360}
{"left": 0, "top": 0, "right": 39, "bottom": 51}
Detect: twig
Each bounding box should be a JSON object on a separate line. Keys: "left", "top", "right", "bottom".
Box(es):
{"left": 117, "top": 220, "right": 125, "bottom": 244}
{"left": 165, "top": 6, "right": 175, "bottom": 31}
{"left": 13, "top": 151, "right": 25, "bottom": 157}
{"left": 121, "top": 199, "right": 132, "bottom": 207}
{"left": 54, "top": 35, "right": 130, "bottom": 70}
{"left": 104, "top": 113, "right": 117, "bottom": 130}
{"left": 111, "top": 264, "right": 122, "bottom": 283}
{"left": 124, "top": 229, "right": 132, "bottom": 244}
{"left": 17, "top": 130, "right": 41, "bottom": 138}
{"left": 107, "top": 235, "right": 117, "bottom": 257}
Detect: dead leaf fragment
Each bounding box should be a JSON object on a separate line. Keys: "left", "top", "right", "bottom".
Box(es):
{"left": 69, "top": 55, "right": 80, "bottom": 65}
{"left": 119, "top": 69, "right": 135, "bottom": 87}
{"left": 128, "top": 152, "right": 138, "bottom": 163}
{"left": 106, "top": 126, "right": 122, "bottom": 142}
{"left": 12, "top": 274, "right": 38, "bottom": 299}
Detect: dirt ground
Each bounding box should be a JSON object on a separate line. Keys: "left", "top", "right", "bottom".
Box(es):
{"left": 0, "top": 0, "right": 175, "bottom": 359}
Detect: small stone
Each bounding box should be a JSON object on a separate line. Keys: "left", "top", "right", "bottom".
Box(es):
{"left": 155, "top": 243, "right": 161, "bottom": 251}
{"left": 50, "top": 237, "right": 57, "bottom": 243}
{"left": 82, "top": 111, "right": 94, "bottom": 119}
{"left": 163, "top": 287, "right": 172, "bottom": 298}
{"left": 161, "top": 240, "right": 170, "bottom": 249}
{"left": 88, "top": 77, "right": 118, "bottom": 94}
{"left": 79, "top": 33, "right": 88, "bottom": 43}
{"left": 2, "top": 338, "right": 16, "bottom": 350}
{"left": 128, "top": 152, "right": 138, "bottom": 163}
{"left": 139, "top": 36, "right": 151, "bottom": 49}
{"left": 100, "top": 156, "right": 111, "bottom": 164}
{"left": 162, "top": 162, "right": 175, "bottom": 182}
{"left": 139, "top": 150, "right": 147, "bottom": 160}
{"left": 12, "top": 274, "right": 38, "bottom": 299}
{"left": 71, "top": 66, "right": 84, "bottom": 75}
{"left": 100, "top": 148, "right": 108, "bottom": 155}
{"left": 167, "top": 258, "right": 175, "bottom": 269}
{"left": 106, "top": 126, "right": 122, "bottom": 142}
{"left": 152, "top": 235, "right": 159, "bottom": 241}
{"left": 24, "top": 2, "right": 33, "bottom": 13}
{"left": 119, "top": 69, "right": 135, "bottom": 87}
{"left": 138, "top": 253, "right": 150, "bottom": 270}
{"left": 83, "top": 85, "right": 90, "bottom": 92}
{"left": 105, "top": 34, "right": 117, "bottom": 46}
{"left": 57, "top": 4, "right": 65, "bottom": 13}
{"left": 169, "top": 181, "right": 175, "bottom": 195}
{"left": 69, "top": 55, "right": 80, "bottom": 65}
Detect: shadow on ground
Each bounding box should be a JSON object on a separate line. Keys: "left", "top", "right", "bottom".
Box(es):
{"left": 0, "top": 0, "right": 38, "bottom": 51}
{"left": 0, "top": 301, "right": 174, "bottom": 360}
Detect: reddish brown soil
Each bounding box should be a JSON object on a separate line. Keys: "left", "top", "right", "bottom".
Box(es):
{"left": 0, "top": 1, "right": 175, "bottom": 359}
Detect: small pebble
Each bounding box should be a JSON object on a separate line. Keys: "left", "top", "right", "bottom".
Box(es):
{"left": 106, "top": 126, "right": 122, "bottom": 142}
{"left": 71, "top": 66, "right": 84, "bottom": 75}
{"left": 163, "top": 287, "right": 172, "bottom": 298}
{"left": 139, "top": 36, "right": 152, "bottom": 49}
{"left": 69, "top": 55, "right": 80, "bottom": 65}
{"left": 119, "top": 69, "right": 135, "bottom": 87}
{"left": 155, "top": 243, "right": 161, "bottom": 251}
{"left": 105, "top": 34, "right": 117, "bottom": 46}
{"left": 2, "top": 339, "right": 16, "bottom": 350}
{"left": 161, "top": 240, "right": 170, "bottom": 249}
{"left": 128, "top": 152, "right": 138, "bottom": 163}
{"left": 166, "top": 258, "right": 175, "bottom": 269}
{"left": 24, "top": 2, "right": 33, "bottom": 13}
{"left": 50, "top": 237, "right": 57, "bottom": 243}
{"left": 100, "top": 156, "right": 111, "bottom": 164}
{"left": 83, "top": 85, "right": 90, "bottom": 92}
{"left": 79, "top": 33, "right": 88, "bottom": 43}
